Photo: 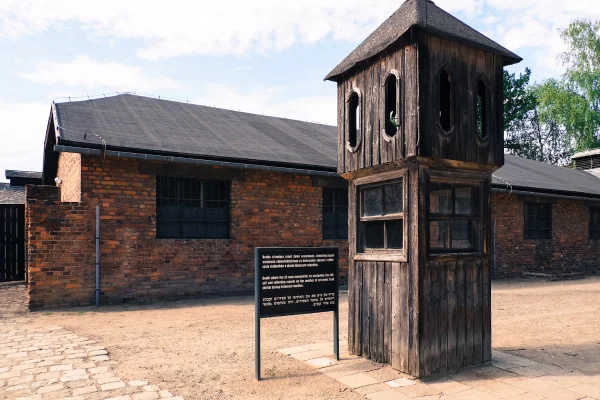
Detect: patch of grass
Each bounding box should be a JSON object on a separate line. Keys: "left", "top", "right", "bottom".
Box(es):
{"left": 77, "top": 311, "right": 87, "bottom": 316}
{"left": 42, "top": 312, "right": 53, "bottom": 316}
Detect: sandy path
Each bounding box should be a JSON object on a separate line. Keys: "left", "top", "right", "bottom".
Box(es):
{"left": 30, "top": 295, "right": 358, "bottom": 400}
{"left": 28, "top": 277, "right": 600, "bottom": 399}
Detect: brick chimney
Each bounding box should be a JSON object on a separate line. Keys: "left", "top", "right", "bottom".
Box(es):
{"left": 572, "top": 149, "right": 600, "bottom": 178}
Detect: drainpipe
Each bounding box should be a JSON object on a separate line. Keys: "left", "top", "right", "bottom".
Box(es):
{"left": 492, "top": 219, "right": 497, "bottom": 279}
{"left": 96, "top": 205, "right": 100, "bottom": 307}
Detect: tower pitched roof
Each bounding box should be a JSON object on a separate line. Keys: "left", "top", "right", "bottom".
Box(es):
{"left": 325, "top": 0, "right": 521, "bottom": 81}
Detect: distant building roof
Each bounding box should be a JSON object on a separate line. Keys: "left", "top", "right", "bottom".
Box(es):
{"left": 325, "top": 0, "right": 521, "bottom": 81}
{"left": 571, "top": 148, "right": 600, "bottom": 171}
{"left": 493, "top": 155, "right": 600, "bottom": 199}
{"left": 572, "top": 148, "right": 600, "bottom": 159}
{"left": 0, "top": 183, "right": 25, "bottom": 204}
{"left": 5, "top": 170, "right": 43, "bottom": 180}
{"left": 49, "top": 94, "right": 600, "bottom": 199}
{"left": 53, "top": 94, "right": 337, "bottom": 172}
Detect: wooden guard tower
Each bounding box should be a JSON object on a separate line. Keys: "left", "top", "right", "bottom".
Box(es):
{"left": 325, "top": 0, "right": 521, "bottom": 377}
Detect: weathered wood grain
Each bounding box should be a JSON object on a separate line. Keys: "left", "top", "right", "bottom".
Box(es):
{"left": 473, "top": 258, "right": 483, "bottom": 364}
{"left": 340, "top": 26, "right": 504, "bottom": 379}
{"left": 447, "top": 261, "right": 458, "bottom": 370}
{"left": 456, "top": 259, "right": 466, "bottom": 368}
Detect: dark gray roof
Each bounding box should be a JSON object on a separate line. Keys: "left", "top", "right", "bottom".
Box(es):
{"left": 0, "top": 183, "right": 25, "bottom": 204}
{"left": 493, "top": 155, "right": 600, "bottom": 198}
{"left": 5, "top": 170, "right": 42, "bottom": 180}
{"left": 51, "top": 94, "right": 600, "bottom": 198}
{"left": 325, "top": 0, "right": 522, "bottom": 81}
{"left": 54, "top": 94, "right": 338, "bottom": 171}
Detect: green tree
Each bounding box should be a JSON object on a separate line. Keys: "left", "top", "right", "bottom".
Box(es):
{"left": 504, "top": 68, "right": 536, "bottom": 132}
{"left": 504, "top": 69, "right": 572, "bottom": 165}
{"left": 536, "top": 20, "right": 600, "bottom": 151}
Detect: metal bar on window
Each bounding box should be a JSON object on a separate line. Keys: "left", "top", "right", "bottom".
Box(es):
{"left": 360, "top": 214, "right": 404, "bottom": 222}
{"left": 156, "top": 176, "right": 231, "bottom": 239}
{"left": 429, "top": 215, "right": 480, "bottom": 221}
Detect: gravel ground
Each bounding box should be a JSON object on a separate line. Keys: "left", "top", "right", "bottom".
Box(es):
{"left": 28, "top": 276, "right": 600, "bottom": 399}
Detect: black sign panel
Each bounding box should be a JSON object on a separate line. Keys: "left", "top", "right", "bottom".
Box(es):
{"left": 256, "top": 247, "right": 339, "bottom": 319}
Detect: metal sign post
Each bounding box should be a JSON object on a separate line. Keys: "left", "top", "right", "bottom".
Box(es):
{"left": 255, "top": 247, "right": 340, "bottom": 381}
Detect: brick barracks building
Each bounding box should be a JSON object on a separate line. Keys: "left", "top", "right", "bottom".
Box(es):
{"left": 21, "top": 94, "right": 600, "bottom": 309}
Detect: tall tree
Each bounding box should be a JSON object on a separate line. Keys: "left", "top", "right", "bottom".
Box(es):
{"left": 537, "top": 20, "right": 600, "bottom": 151}
{"left": 504, "top": 69, "right": 572, "bottom": 165}
{"left": 504, "top": 68, "right": 536, "bottom": 132}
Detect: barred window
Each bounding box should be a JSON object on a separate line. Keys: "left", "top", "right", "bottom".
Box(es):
{"left": 524, "top": 203, "right": 552, "bottom": 240}
{"left": 590, "top": 207, "right": 600, "bottom": 240}
{"left": 323, "top": 188, "right": 348, "bottom": 240}
{"left": 429, "top": 182, "right": 481, "bottom": 253}
{"left": 358, "top": 180, "right": 404, "bottom": 251}
{"left": 156, "top": 176, "right": 230, "bottom": 239}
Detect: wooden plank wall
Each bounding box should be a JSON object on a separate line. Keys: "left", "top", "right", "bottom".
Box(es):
{"left": 348, "top": 260, "right": 420, "bottom": 376}
{"left": 418, "top": 32, "right": 502, "bottom": 166}
{"left": 419, "top": 257, "right": 491, "bottom": 376}
{"left": 337, "top": 39, "right": 419, "bottom": 174}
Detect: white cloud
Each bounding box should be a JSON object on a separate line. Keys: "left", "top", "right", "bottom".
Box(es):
{"left": 194, "top": 83, "right": 337, "bottom": 126}
{"left": 0, "top": 102, "right": 49, "bottom": 181}
{"left": 0, "top": 0, "right": 480, "bottom": 60}
{"left": 19, "top": 56, "right": 179, "bottom": 92}
{"left": 486, "top": 1, "right": 600, "bottom": 62}
{"left": 0, "top": 0, "right": 595, "bottom": 83}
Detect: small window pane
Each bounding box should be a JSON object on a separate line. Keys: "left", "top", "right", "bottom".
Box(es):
{"left": 363, "top": 221, "right": 385, "bottom": 249}
{"left": 455, "top": 186, "right": 475, "bottom": 215}
{"left": 591, "top": 207, "right": 600, "bottom": 240}
{"left": 323, "top": 188, "right": 348, "bottom": 240}
{"left": 323, "top": 192, "right": 333, "bottom": 212}
{"left": 430, "top": 183, "right": 453, "bottom": 214}
{"left": 156, "top": 177, "right": 230, "bottom": 239}
{"left": 386, "top": 220, "right": 403, "bottom": 249}
{"left": 452, "top": 220, "right": 473, "bottom": 249}
{"left": 524, "top": 203, "right": 552, "bottom": 240}
{"left": 157, "top": 221, "right": 179, "bottom": 238}
{"left": 430, "top": 221, "right": 449, "bottom": 249}
{"left": 358, "top": 180, "right": 404, "bottom": 252}
{"left": 384, "top": 182, "right": 403, "bottom": 214}
{"left": 363, "top": 187, "right": 383, "bottom": 216}
{"left": 336, "top": 213, "right": 349, "bottom": 240}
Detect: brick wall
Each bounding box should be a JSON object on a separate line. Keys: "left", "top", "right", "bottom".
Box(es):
{"left": 56, "top": 152, "right": 81, "bottom": 202}
{"left": 26, "top": 154, "right": 349, "bottom": 309}
{"left": 25, "top": 185, "right": 95, "bottom": 310}
{"left": 492, "top": 192, "right": 600, "bottom": 277}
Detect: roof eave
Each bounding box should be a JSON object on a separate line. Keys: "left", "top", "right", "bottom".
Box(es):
{"left": 492, "top": 183, "right": 600, "bottom": 201}
{"left": 55, "top": 140, "right": 339, "bottom": 175}
{"left": 325, "top": 26, "right": 522, "bottom": 81}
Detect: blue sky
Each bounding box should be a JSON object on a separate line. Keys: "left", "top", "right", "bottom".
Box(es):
{"left": 1, "top": 0, "right": 598, "bottom": 181}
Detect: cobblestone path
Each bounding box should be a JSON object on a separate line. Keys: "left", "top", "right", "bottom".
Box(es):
{"left": 0, "top": 282, "right": 183, "bottom": 400}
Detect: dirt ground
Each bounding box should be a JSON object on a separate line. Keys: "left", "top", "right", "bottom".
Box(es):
{"left": 492, "top": 276, "right": 600, "bottom": 375}
{"left": 28, "top": 276, "right": 600, "bottom": 400}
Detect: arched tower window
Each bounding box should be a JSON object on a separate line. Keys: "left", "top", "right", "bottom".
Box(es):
{"left": 439, "top": 69, "right": 453, "bottom": 133}
{"left": 476, "top": 79, "right": 489, "bottom": 139}
{"left": 348, "top": 91, "right": 361, "bottom": 149}
{"left": 384, "top": 73, "right": 400, "bottom": 137}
